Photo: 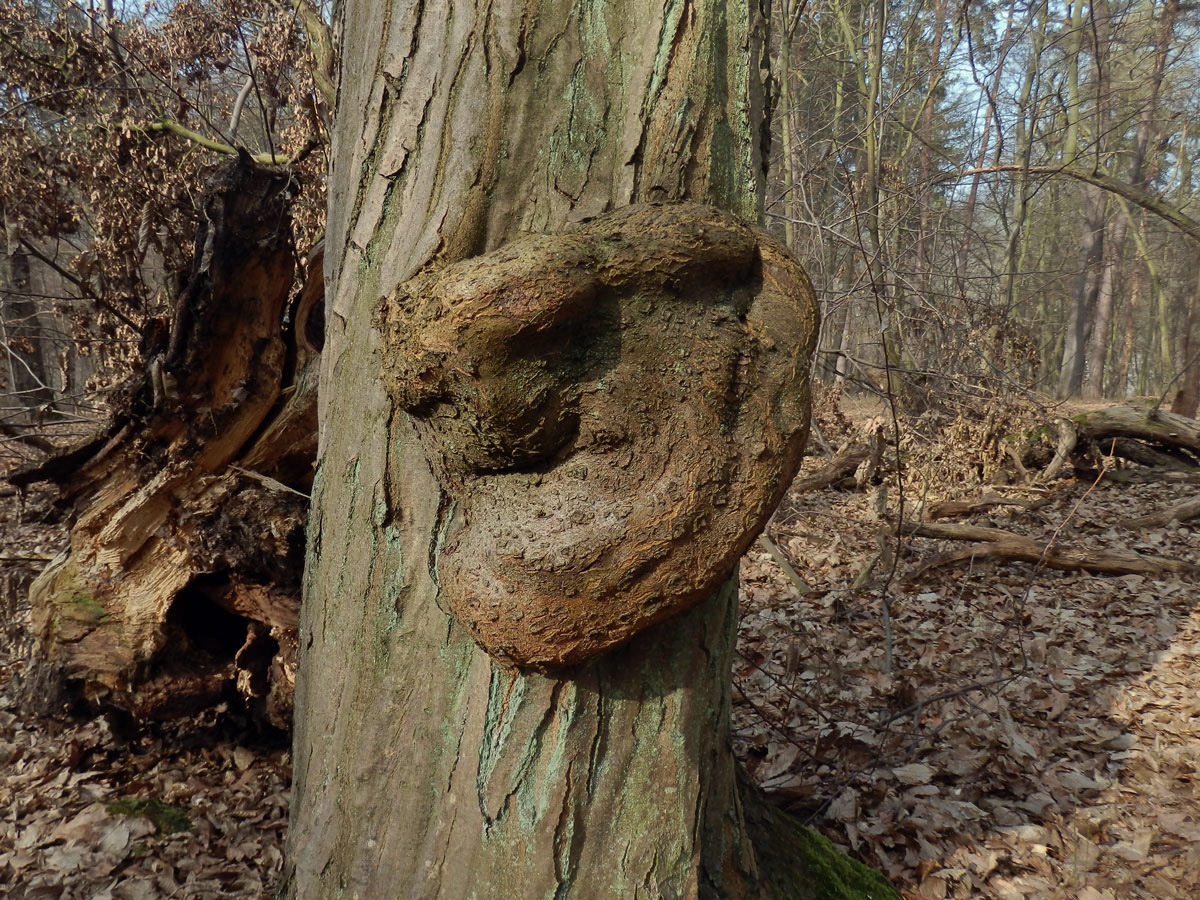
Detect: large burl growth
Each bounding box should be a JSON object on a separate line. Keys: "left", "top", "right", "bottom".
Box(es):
{"left": 378, "top": 204, "right": 817, "bottom": 667}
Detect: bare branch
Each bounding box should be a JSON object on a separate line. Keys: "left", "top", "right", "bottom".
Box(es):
{"left": 941, "top": 164, "right": 1200, "bottom": 244}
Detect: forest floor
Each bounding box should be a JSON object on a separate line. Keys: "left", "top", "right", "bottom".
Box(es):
{"left": 1, "top": 394, "right": 1198, "bottom": 899}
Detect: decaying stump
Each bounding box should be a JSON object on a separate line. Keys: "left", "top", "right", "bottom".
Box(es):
{"left": 10, "top": 158, "right": 319, "bottom": 728}
{"left": 378, "top": 203, "right": 818, "bottom": 668}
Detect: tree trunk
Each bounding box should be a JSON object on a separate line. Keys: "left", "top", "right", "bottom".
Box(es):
{"left": 284, "top": 2, "right": 893, "bottom": 899}
{"left": 1057, "top": 0, "right": 1093, "bottom": 399}
{"left": 1081, "top": 210, "right": 1125, "bottom": 399}
{"left": 1060, "top": 184, "right": 1104, "bottom": 397}
{"left": 1114, "top": 260, "right": 1142, "bottom": 395}
{"left": 777, "top": 0, "right": 800, "bottom": 251}
{"left": 1171, "top": 271, "right": 1200, "bottom": 418}
{"left": 1081, "top": 0, "right": 1175, "bottom": 400}
{"left": 1, "top": 218, "right": 57, "bottom": 419}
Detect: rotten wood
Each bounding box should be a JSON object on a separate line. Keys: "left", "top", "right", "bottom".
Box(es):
{"left": 791, "top": 443, "right": 869, "bottom": 493}
{"left": 1073, "top": 406, "right": 1200, "bottom": 468}
{"left": 1039, "top": 417, "right": 1077, "bottom": 482}
{"left": 855, "top": 424, "right": 886, "bottom": 489}
{"left": 1023, "top": 407, "right": 1200, "bottom": 481}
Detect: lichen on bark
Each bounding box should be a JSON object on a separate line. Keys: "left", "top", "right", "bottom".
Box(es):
{"left": 378, "top": 202, "right": 818, "bottom": 668}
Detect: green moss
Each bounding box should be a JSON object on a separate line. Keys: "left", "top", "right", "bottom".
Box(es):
{"left": 66, "top": 591, "right": 108, "bottom": 623}
{"left": 106, "top": 797, "right": 191, "bottom": 835}
{"left": 1023, "top": 423, "right": 1057, "bottom": 443}
{"left": 746, "top": 793, "right": 900, "bottom": 900}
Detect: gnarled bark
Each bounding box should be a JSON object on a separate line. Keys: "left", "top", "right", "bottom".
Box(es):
{"left": 380, "top": 203, "right": 817, "bottom": 667}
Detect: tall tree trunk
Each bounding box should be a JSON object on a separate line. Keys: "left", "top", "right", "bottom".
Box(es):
{"left": 956, "top": 0, "right": 1017, "bottom": 287}
{"left": 915, "top": 0, "right": 947, "bottom": 300}
{"left": 859, "top": 0, "right": 903, "bottom": 394}
{"left": 1057, "top": 0, "right": 1094, "bottom": 398}
{"left": 1170, "top": 268, "right": 1200, "bottom": 418}
{"left": 1114, "top": 261, "right": 1142, "bottom": 396}
{"left": 1081, "top": 211, "right": 1126, "bottom": 399}
{"left": 1081, "top": 0, "right": 1176, "bottom": 399}
{"left": 998, "top": 0, "right": 1047, "bottom": 321}
{"left": 285, "top": 2, "right": 893, "bottom": 899}
{"left": 1060, "top": 184, "right": 1105, "bottom": 398}
{"left": 1, "top": 217, "right": 56, "bottom": 419}
{"left": 777, "top": 0, "right": 802, "bottom": 251}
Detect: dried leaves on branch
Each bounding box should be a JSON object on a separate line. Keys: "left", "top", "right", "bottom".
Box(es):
{"left": 0, "top": 0, "right": 329, "bottom": 399}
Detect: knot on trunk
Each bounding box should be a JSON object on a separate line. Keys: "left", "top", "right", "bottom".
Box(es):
{"left": 378, "top": 203, "right": 818, "bottom": 668}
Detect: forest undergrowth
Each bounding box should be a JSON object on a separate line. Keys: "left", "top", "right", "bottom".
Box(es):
{"left": 1, "top": 390, "right": 1198, "bottom": 900}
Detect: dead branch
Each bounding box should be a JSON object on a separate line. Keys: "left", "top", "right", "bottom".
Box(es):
{"left": 756, "top": 534, "right": 813, "bottom": 595}
{"left": 905, "top": 521, "right": 1198, "bottom": 578}
{"left": 855, "top": 425, "right": 885, "bottom": 489}
{"left": 1119, "top": 496, "right": 1200, "bottom": 530}
{"left": 1040, "top": 417, "right": 1077, "bottom": 482}
{"left": 1108, "top": 437, "right": 1197, "bottom": 471}
{"left": 941, "top": 164, "right": 1200, "bottom": 244}
{"left": 792, "top": 444, "right": 868, "bottom": 493}
{"left": 1074, "top": 406, "right": 1200, "bottom": 457}
{"left": 925, "top": 493, "right": 1050, "bottom": 520}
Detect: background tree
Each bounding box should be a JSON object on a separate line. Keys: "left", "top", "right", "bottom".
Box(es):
{"left": 770, "top": 0, "right": 1200, "bottom": 412}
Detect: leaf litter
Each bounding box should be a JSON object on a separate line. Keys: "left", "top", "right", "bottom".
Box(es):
{"left": 735, "top": 398, "right": 1200, "bottom": 899}
{"left": 2, "top": 396, "right": 1199, "bottom": 898}
{"left": 0, "top": 487, "right": 288, "bottom": 900}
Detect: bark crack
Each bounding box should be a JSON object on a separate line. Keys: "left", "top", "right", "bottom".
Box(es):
{"left": 551, "top": 760, "right": 576, "bottom": 898}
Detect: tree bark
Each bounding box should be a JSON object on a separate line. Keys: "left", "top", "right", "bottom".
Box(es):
{"left": 1081, "top": 0, "right": 1176, "bottom": 400}
{"left": 284, "top": 2, "right": 893, "bottom": 899}
{"left": 1060, "top": 184, "right": 1104, "bottom": 397}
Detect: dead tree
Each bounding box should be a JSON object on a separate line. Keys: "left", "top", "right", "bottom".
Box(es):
{"left": 10, "top": 157, "right": 319, "bottom": 728}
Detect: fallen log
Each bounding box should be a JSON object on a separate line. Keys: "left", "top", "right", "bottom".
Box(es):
{"left": 13, "top": 158, "right": 318, "bottom": 728}
{"left": 1100, "top": 468, "right": 1200, "bottom": 485}
{"left": 1023, "top": 407, "right": 1200, "bottom": 481}
{"left": 1108, "top": 437, "right": 1197, "bottom": 471}
{"left": 905, "top": 521, "right": 1199, "bottom": 578}
{"left": 791, "top": 444, "right": 869, "bottom": 493}
{"left": 1119, "top": 496, "right": 1200, "bottom": 530}
{"left": 1073, "top": 406, "right": 1200, "bottom": 455}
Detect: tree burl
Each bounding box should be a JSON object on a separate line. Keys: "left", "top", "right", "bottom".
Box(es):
{"left": 378, "top": 203, "right": 818, "bottom": 667}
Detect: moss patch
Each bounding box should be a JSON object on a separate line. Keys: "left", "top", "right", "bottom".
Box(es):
{"left": 66, "top": 592, "right": 108, "bottom": 623}
{"left": 106, "top": 797, "right": 191, "bottom": 835}
{"left": 744, "top": 785, "right": 899, "bottom": 900}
